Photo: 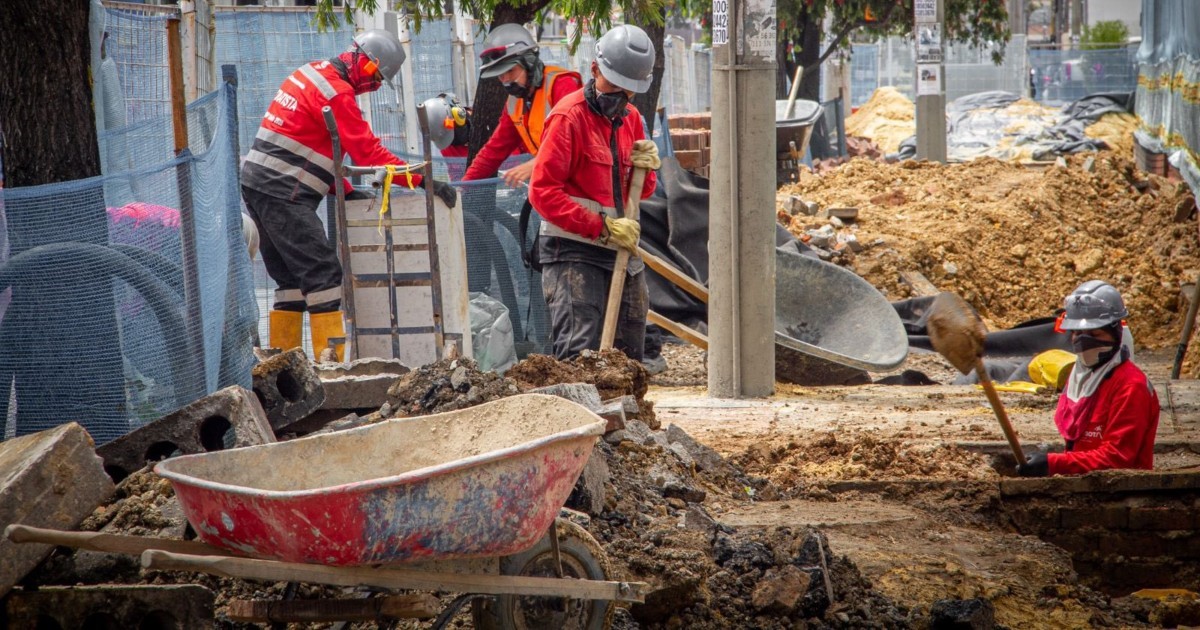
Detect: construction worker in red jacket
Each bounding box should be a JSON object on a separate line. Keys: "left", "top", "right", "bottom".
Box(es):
{"left": 462, "top": 23, "right": 583, "bottom": 186}
{"left": 528, "top": 24, "right": 660, "bottom": 361}
{"left": 1017, "top": 280, "right": 1160, "bottom": 476}
{"left": 241, "top": 29, "right": 456, "bottom": 361}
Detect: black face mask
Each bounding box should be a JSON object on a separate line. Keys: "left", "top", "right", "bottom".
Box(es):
{"left": 502, "top": 81, "right": 528, "bottom": 98}
{"left": 595, "top": 88, "right": 629, "bottom": 119}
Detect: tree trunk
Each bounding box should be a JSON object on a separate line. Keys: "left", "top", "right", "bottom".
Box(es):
{"left": 0, "top": 1, "right": 101, "bottom": 186}
{"left": 0, "top": 0, "right": 125, "bottom": 441}
{"left": 796, "top": 15, "right": 821, "bottom": 103}
{"left": 631, "top": 9, "right": 667, "bottom": 136}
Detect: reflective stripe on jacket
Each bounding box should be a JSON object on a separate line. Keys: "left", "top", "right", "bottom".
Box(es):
{"left": 241, "top": 59, "right": 416, "bottom": 205}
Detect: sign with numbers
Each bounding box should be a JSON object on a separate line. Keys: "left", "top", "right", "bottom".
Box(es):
{"left": 713, "top": 0, "right": 729, "bottom": 45}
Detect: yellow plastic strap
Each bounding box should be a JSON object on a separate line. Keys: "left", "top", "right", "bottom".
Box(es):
{"left": 377, "top": 165, "right": 396, "bottom": 235}
{"left": 982, "top": 381, "right": 1045, "bottom": 395}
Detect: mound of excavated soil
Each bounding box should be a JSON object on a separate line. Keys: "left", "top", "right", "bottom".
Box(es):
{"left": 386, "top": 357, "right": 520, "bottom": 415}
{"left": 507, "top": 349, "right": 657, "bottom": 426}
{"left": 732, "top": 432, "right": 998, "bottom": 486}
{"left": 778, "top": 153, "right": 1197, "bottom": 351}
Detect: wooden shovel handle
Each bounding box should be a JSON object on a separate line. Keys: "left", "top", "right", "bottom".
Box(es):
{"left": 5, "top": 523, "right": 235, "bottom": 557}
{"left": 600, "top": 166, "right": 649, "bottom": 351}
{"left": 975, "top": 359, "right": 1025, "bottom": 463}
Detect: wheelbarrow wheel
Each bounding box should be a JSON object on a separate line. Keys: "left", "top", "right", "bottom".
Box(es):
{"left": 472, "top": 518, "right": 614, "bottom": 630}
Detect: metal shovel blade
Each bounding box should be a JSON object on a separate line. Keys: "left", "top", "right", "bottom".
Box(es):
{"left": 926, "top": 292, "right": 987, "bottom": 375}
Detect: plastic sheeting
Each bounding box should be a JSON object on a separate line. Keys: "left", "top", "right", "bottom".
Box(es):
{"left": 1136, "top": 0, "right": 1200, "bottom": 200}
{"left": 887, "top": 91, "right": 1136, "bottom": 163}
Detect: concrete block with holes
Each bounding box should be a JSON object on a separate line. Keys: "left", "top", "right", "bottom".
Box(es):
{"left": 96, "top": 385, "right": 274, "bottom": 483}
{"left": 252, "top": 347, "right": 326, "bottom": 433}
{"left": 1, "top": 423, "right": 115, "bottom": 598}
{"left": 4, "top": 585, "right": 214, "bottom": 630}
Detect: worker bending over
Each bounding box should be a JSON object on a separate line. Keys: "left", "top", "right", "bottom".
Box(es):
{"left": 461, "top": 24, "right": 583, "bottom": 186}
{"left": 528, "top": 24, "right": 660, "bottom": 361}
{"left": 241, "top": 30, "right": 456, "bottom": 361}
{"left": 1017, "top": 280, "right": 1160, "bottom": 476}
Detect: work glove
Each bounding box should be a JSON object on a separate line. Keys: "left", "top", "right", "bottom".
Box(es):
{"left": 345, "top": 188, "right": 373, "bottom": 201}
{"left": 601, "top": 216, "right": 641, "bottom": 252}
{"left": 631, "top": 139, "right": 661, "bottom": 171}
{"left": 1015, "top": 453, "right": 1050, "bottom": 478}
{"left": 431, "top": 180, "right": 458, "bottom": 208}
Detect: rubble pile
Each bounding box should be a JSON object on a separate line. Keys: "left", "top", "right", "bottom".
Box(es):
{"left": 385, "top": 357, "right": 520, "bottom": 415}
{"left": 508, "top": 349, "right": 657, "bottom": 426}
{"left": 777, "top": 153, "right": 1198, "bottom": 350}
{"left": 578, "top": 420, "right": 912, "bottom": 628}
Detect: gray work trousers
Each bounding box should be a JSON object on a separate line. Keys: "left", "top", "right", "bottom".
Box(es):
{"left": 541, "top": 261, "right": 648, "bottom": 361}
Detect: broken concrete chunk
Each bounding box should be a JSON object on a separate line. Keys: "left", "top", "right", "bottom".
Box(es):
{"left": 4, "top": 585, "right": 215, "bottom": 630}
{"left": 98, "top": 385, "right": 273, "bottom": 483}
{"left": 565, "top": 446, "right": 610, "bottom": 516}
{"left": 666, "top": 424, "right": 728, "bottom": 473}
{"left": 315, "top": 357, "right": 409, "bottom": 378}
{"left": 319, "top": 374, "right": 398, "bottom": 411}
{"left": 827, "top": 206, "right": 859, "bottom": 221}
{"left": 680, "top": 504, "right": 718, "bottom": 536}
{"left": 252, "top": 348, "right": 326, "bottom": 433}
{"left": 1, "top": 423, "right": 116, "bottom": 598}
{"left": 529, "top": 383, "right": 603, "bottom": 411}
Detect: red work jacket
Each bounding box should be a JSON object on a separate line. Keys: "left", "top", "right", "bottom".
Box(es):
{"left": 528, "top": 88, "right": 656, "bottom": 241}
{"left": 462, "top": 67, "right": 582, "bottom": 181}
{"left": 1048, "top": 360, "right": 1160, "bottom": 475}
{"left": 241, "top": 59, "right": 419, "bottom": 206}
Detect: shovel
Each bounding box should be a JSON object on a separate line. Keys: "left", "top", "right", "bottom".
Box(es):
{"left": 926, "top": 292, "right": 1025, "bottom": 463}
{"left": 599, "top": 164, "right": 650, "bottom": 350}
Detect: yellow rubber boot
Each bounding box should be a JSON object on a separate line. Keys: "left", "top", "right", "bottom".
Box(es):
{"left": 268, "top": 310, "right": 303, "bottom": 352}
{"left": 310, "top": 311, "right": 346, "bottom": 362}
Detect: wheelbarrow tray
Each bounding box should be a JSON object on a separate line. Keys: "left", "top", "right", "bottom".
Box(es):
{"left": 155, "top": 394, "right": 604, "bottom": 566}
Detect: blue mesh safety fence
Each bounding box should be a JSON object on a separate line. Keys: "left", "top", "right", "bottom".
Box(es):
{"left": 0, "top": 82, "right": 256, "bottom": 445}
{"left": 101, "top": 6, "right": 174, "bottom": 123}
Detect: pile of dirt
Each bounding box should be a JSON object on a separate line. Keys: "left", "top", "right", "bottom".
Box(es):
{"left": 731, "top": 432, "right": 999, "bottom": 486}
{"left": 508, "top": 349, "right": 657, "bottom": 426}
{"left": 845, "top": 86, "right": 915, "bottom": 154}
{"left": 385, "top": 357, "right": 520, "bottom": 415}
{"left": 583, "top": 422, "right": 912, "bottom": 628}
{"left": 777, "top": 153, "right": 1198, "bottom": 351}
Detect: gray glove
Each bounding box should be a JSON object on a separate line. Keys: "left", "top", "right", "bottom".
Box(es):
{"left": 431, "top": 180, "right": 457, "bottom": 208}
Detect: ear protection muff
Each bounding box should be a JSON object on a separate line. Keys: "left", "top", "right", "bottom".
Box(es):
{"left": 450, "top": 106, "right": 467, "bottom": 126}
{"left": 355, "top": 45, "right": 381, "bottom": 80}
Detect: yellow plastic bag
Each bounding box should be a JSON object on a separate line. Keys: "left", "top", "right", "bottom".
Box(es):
{"left": 1028, "top": 349, "right": 1076, "bottom": 391}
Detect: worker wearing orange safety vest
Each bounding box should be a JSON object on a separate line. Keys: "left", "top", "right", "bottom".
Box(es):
{"left": 461, "top": 23, "right": 583, "bottom": 186}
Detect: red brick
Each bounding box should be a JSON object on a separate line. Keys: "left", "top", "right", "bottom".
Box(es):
{"left": 1128, "top": 507, "right": 1193, "bottom": 531}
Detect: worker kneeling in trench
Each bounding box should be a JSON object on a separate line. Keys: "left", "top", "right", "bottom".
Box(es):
{"left": 1017, "top": 280, "right": 1161, "bottom": 477}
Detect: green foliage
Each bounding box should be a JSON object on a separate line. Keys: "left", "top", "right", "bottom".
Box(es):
{"left": 1080, "top": 19, "right": 1130, "bottom": 50}
{"left": 774, "top": 0, "right": 1011, "bottom": 68}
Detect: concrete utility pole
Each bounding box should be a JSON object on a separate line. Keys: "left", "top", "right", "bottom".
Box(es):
{"left": 708, "top": 0, "right": 777, "bottom": 398}
{"left": 914, "top": 0, "right": 946, "bottom": 163}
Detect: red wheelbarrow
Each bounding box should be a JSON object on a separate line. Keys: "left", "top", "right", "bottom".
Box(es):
{"left": 8, "top": 394, "right": 643, "bottom": 629}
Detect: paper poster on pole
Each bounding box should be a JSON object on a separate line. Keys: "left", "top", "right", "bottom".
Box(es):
{"left": 917, "top": 64, "right": 941, "bottom": 95}
{"left": 712, "top": 0, "right": 729, "bottom": 46}
{"left": 744, "top": 0, "right": 776, "bottom": 62}
{"left": 916, "top": 23, "right": 943, "bottom": 63}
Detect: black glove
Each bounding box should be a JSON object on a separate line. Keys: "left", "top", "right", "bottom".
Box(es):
{"left": 345, "top": 188, "right": 373, "bottom": 201}
{"left": 1016, "top": 453, "right": 1050, "bottom": 478}
{"left": 431, "top": 180, "right": 457, "bottom": 208}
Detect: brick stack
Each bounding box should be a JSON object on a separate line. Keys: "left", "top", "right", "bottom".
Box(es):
{"left": 668, "top": 112, "right": 712, "bottom": 177}
{"left": 1001, "top": 470, "right": 1200, "bottom": 593}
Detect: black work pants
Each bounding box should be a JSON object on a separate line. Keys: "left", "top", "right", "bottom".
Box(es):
{"left": 542, "top": 260, "right": 647, "bottom": 361}
{"left": 242, "top": 186, "right": 342, "bottom": 313}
